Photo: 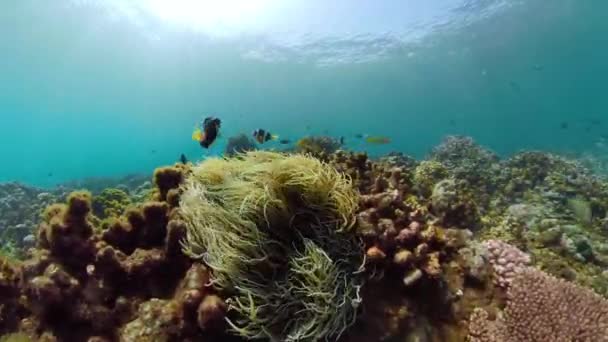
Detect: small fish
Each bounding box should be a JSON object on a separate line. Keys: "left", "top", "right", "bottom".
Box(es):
{"left": 339, "top": 136, "right": 344, "bottom": 145}
{"left": 47, "top": 172, "right": 53, "bottom": 177}
{"left": 151, "top": 149, "right": 157, "bottom": 154}
{"left": 279, "top": 139, "right": 291, "bottom": 145}
{"left": 354, "top": 133, "right": 364, "bottom": 139}
{"left": 532, "top": 64, "right": 543, "bottom": 71}
{"left": 193, "top": 116, "right": 222, "bottom": 149}
{"left": 449, "top": 119, "right": 456, "bottom": 126}
{"left": 252, "top": 129, "right": 279, "bottom": 144}
{"left": 305, "top": 125, "right": 311, "bottom": 130}
{"left": 179, "top": 153, "right": 188, "bottom": 164}
{"left": 560, "top": 122, "right": 569, "bottom": 130}
{"left": 509, "top": 81, "right": 521, "bottom": 91}
{"left": 365, "top": 136, "right": 391, "bottom": 145}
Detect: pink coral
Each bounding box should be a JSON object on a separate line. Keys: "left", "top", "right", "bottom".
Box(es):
{"left": 482, "top": 239, "right": 530, "bottom": 288}
{"left": 468, "top": 267, "right": 608, "bottom": 341}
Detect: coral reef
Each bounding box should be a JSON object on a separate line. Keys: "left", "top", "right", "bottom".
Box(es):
{"left": 294, "top": 135, "right": 343, "bottom": 159}
{"left": 468, "top": 267, "right": 608, "bottom": 341}
{"left": 3, "top": 136, "right": 608, "bottom": 341}
{"left": 179, "top": 151, "right": 363, "bottom": 341}
{"left": 0, "top": 183, "right": 67, "bottom": 255}
{"left": 224, "top": 133, "right": 257, "bottom": 157}
{"left": 58, "top": 173, "right": 150, "bottom": 195}
{"left": 0, "top": 163, "right": 237, "bottom": 341}
{"left": 429, "top": 136, "right": 499, "bottom": 204}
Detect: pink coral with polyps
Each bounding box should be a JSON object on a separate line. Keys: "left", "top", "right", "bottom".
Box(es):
{"left": 482, "top": 239, "right": 530, "bottom": 288}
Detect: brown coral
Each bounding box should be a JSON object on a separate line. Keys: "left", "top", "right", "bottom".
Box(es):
{"left": 153, "top": 163, "right": 190, "bottom": 202}
{"left": 0, "top": 164, "right": 200, "bottom": 341}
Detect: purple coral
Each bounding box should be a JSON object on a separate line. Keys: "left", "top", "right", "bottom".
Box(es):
{"left": 482, "top": 239, "right": 530, "bottom": 288}
{"left": 468, "top": 267, "right": 608, "bottom": 341}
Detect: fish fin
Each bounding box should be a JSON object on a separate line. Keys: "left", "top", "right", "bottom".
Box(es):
{"left": 271, "top": 134, "right": 279, "bottom": 140}
{"left": 192, "top": 129, "right": 203, "bottom": 142}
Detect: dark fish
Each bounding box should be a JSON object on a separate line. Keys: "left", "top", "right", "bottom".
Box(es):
{"left": 560, "top": 122, "right": 569, "bottom": 130}
{"left": 193, "top": 117, "right": 222, "bottom": 149}
{"left": 252, "top": 129, "right": 278, "bottom": 144}
{"left": 339, "top": 136, "right": 344, "bottom": 145}
{"left": 589, "top": 118, "right": 602, "bottom": 126}
{"left": 179, "top": 153, "right": 188, "bottom": 164}
{"left": 279, "top": 139, "right": 291, "bottom": 145}
{"left": 509, "top": 81, "right": 521, "bottom": 91}
{"left": 355, "top": 133, "right": 364, "bottom": 139}
{"left": 151, "top": 149, "right": 157, "bottom": 154}
{"left": 585, "top": 126, "right": 592, "bottom": 133}
{"left": 47, "top": 172, "right": 53, "bottom": 177}
{"left": 449, "top": 119, "right": 456, "bottom": 126}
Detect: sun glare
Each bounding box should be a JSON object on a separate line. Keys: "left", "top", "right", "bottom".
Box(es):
{"left": 144, "top": 0, "right": 274, "bottom": 34}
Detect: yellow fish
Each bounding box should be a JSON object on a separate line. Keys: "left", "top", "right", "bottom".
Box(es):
{"left": 192, "top": 127, "right": 203, "bottom": 142}
{"left": 364, "top": 136, "right": 391, "bottom": 145}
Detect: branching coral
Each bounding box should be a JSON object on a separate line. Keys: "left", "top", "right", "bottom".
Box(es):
{"left": 179, "top": 151, "right": 364, "bottom": 341}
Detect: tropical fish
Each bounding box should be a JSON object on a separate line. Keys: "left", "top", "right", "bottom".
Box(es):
{"left": 354, "top": 133, "right": 364, "bottom": 139}
{"left": 279, "top": 139, "right": 291, "bottom": 145}
{"left": 339, "top": 136, "right": 345, "bottom": 145}
{"left": 252, "top": 129, "right": 278, "bottom": 144}
{"left": 179, "top": 153, "right": 188, "bottom": 164}
{"left": 365, "top": 136, "right": 391, "bottom": 145}
{"left": 193, "top": 117, "right": 221, "bottom": 149}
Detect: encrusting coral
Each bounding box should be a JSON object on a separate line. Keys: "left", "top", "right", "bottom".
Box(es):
{"left": 468, "top": 267, "right": 608, "bottom": 341}
{"left": 179, "top": 151, "right": 364, "bottom": 341}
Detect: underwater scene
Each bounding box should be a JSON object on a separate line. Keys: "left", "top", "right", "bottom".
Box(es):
{"left": 1, "top": 0, "right": 608, "bottom": 341}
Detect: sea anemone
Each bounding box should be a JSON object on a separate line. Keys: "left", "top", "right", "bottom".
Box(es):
{"left": 179, "top": 151, "right": 364, "bottom": 341}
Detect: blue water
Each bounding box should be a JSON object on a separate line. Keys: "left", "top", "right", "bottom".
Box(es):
{"left": 1, "top": 0, "right": 607, "bottom": 187}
